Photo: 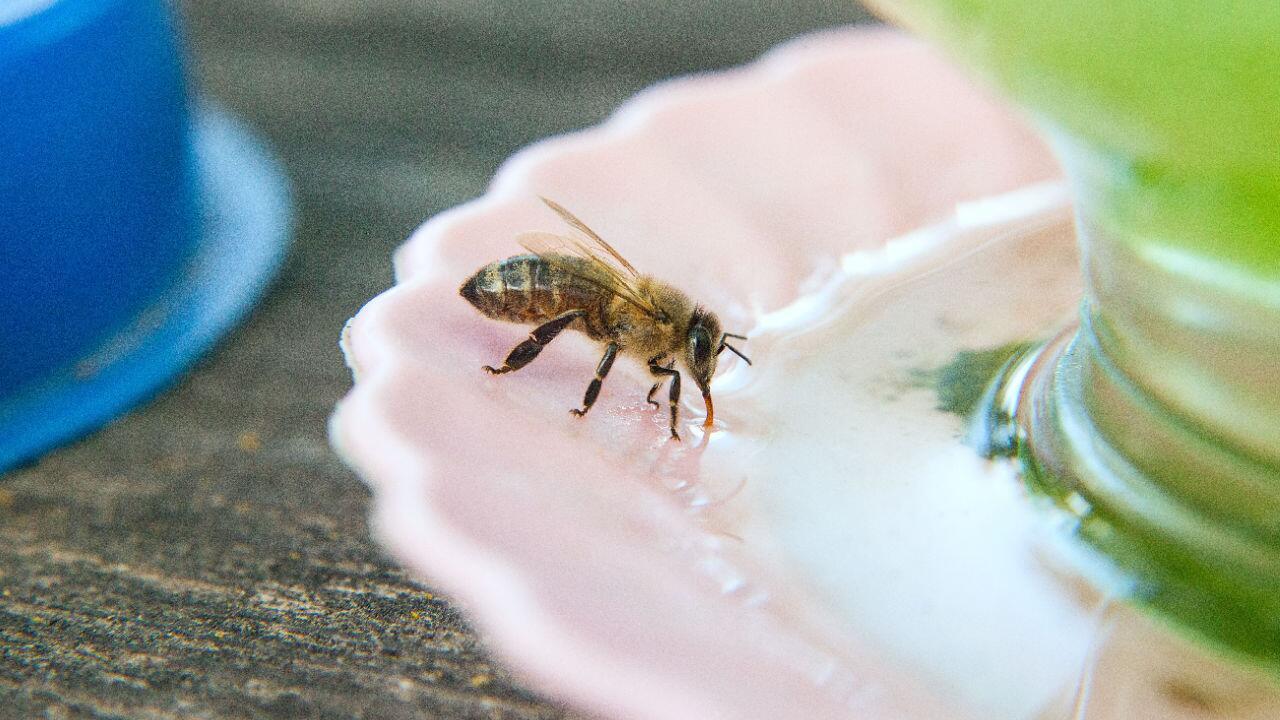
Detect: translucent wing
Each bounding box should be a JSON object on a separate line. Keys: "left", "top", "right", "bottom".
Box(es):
{"left": 538, "top": 197, "right": 640, "bottom": 277}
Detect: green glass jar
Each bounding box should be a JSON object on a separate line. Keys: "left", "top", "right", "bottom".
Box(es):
{"left": 869, "top": 0, "right": 1280, "bottom": 681}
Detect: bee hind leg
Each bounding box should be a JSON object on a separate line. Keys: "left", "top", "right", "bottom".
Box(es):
{"left": 483, "top": 310, "right": 585, "bottom": 374}
{"left": 570, "top": 342, "right": 618, "bottom": 417}
{"left": 645, "top": 358, "right": 674, "bottom": 409}
{"left": 648, "top": 357, "right": 682, "bottom": 441}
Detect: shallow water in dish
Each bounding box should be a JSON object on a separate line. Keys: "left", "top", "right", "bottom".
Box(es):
{"left": 696, "top": 183, "right": 1280, "bottom": 719}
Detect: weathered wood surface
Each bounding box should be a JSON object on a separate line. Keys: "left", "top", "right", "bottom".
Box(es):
{"left": 0, "top": 2, "right": 869, "bottom": 717}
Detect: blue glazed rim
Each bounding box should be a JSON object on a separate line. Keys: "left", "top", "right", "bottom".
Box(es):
{"left": 0, "top": 103, "right": 292, "bottom": 474}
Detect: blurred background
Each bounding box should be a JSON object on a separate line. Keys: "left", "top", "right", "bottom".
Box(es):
{"left": 1, "top": 2, "right": 870, "bottom": 717}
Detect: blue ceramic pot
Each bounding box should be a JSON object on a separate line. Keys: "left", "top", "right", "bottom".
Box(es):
{"left": 2, "top": 0, "right": 196, "bottom": 390}
{"left": 0, "top": 0, "right": 292, "bottom": 471}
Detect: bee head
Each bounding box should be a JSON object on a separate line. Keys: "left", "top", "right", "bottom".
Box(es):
{"left": 685, "top": 309, "right": 751, "bottom": 428}
{"left": 685, "top": 308, "right": 723, "bottom": 397}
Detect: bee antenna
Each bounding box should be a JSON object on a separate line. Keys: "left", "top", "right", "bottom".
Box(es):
{"left": 723, "top": 332, "right": 748, "bottom": 341}
{"left": 719, "top": 342, "right": 752, "bottom": 365}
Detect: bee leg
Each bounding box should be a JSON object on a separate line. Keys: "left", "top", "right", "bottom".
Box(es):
{"left": 570, "top": 342, "right": 618, "bottom": 417}
{"left": 483, "top": 310, "right": 585, "bottom": 374}
{"left": 648, "top": 359, "right": 682, "bottom": 441}
{"left": 645, "top": 358, "right": 675, "bottom": 409}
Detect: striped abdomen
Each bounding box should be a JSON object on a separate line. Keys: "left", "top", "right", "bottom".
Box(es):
{"left": 460, "top": 254, "right": 607, "bottom": 336}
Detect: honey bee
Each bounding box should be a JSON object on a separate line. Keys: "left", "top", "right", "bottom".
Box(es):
{"left": 459, "top": 198, "right": 751, "bottom": 440}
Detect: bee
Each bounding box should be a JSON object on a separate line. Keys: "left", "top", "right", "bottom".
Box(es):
{"left": 459, "top": 198, "right": 751, "bottom": 440}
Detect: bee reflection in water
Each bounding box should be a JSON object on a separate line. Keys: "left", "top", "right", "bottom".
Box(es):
{"left": 460, "top": 198, "right": 751, "bottom": 440}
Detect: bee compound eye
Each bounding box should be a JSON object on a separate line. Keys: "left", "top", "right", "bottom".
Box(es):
{"left": 692, "top": 328, "right": 713, "bottom": 365}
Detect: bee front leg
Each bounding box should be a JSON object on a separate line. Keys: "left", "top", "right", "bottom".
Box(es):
{"left": 645, "top": 358, "right": 674, "bottom": 409}
{"left": 570, "top": 342, "right": 618, "bottom": 417}
{"left": 648, "top": 358, "right": 682, "bottom": 441}
{"left": 483, "top": 310, "right": 585, "bottom": 374}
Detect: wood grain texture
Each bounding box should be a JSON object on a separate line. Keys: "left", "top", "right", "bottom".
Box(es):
{"left": 0, "top": 2, "right": 870, "bottom": 717}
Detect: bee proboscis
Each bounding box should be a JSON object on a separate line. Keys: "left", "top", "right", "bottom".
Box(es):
{"left": 459, "top": 198, "right": 751, "bottom": 440}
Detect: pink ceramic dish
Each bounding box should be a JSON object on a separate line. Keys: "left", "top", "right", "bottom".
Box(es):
{"left": 333, "top": 27, "right": 1063, "bottom": 720}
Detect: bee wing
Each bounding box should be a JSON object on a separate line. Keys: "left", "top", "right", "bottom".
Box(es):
{"left": 517, "top": 230, "right": 662, "bottom": 318}
{"left": 515, "top": 231, "right": 584, "bottom": 257}
{"left": 539, "top": 197, "right": 641, "bottom": 277}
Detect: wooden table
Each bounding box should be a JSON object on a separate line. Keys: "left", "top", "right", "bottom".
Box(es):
{"left": 0, "top": 2, "right": 869, "bottom": 717}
